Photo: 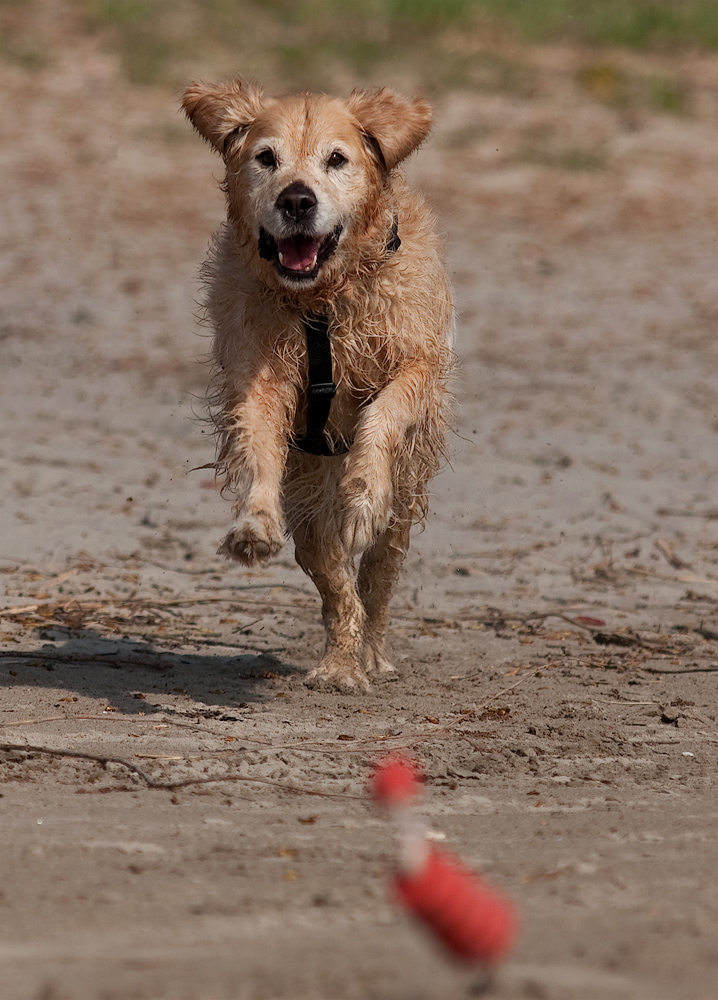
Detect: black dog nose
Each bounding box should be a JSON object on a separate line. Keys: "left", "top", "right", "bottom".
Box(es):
{"left": 276, "top": 181, "right": 317, "bottom": 222}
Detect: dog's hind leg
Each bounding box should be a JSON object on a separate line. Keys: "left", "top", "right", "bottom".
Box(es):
{"left": 357, "top": 519, "right": 411, "bottom": 674}
{"left": 295, "top": 521, "right": 370, "bottom": 691}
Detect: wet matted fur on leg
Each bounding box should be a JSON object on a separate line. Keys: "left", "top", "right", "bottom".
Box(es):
{"left": 182, "top": 78, "right": 454, "bottom": 690}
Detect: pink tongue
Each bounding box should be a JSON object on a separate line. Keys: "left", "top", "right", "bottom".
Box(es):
{"left": 277, "top": 236, "right": 320, "bottom": 271}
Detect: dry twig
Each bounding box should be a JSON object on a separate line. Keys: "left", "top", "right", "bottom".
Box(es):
{"left": 0, "top": 741, "right": 363, "bottom": 797}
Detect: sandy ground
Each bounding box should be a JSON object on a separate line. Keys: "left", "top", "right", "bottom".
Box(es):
{"left": 1, "top": 42, "right": 718, "bottom": 1000}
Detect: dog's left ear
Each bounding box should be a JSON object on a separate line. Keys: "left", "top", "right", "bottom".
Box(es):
{"left": 347, "top": 88, "right": 432, "bottom": 172}
{"left": 182, "top": 78, "right": 264, "bottom": 156}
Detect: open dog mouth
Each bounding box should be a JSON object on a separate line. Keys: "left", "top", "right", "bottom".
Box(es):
{"left": 258, "top": 225, "right": 343, "bottom": 281}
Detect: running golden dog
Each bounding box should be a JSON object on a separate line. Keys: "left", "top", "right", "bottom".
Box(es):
{"left": 182, "top": 79, "right": 454, "bottom": 689}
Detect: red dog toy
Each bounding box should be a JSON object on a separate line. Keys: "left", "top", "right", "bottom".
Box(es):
{"left": 372, "top": 756, "right": 517, "bottom": 965}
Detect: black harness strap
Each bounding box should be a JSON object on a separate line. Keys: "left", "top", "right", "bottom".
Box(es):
{"left": 291, "top": 216, "right": 401, "bottom": 457}
{"left": 291, "top": 311, "right": 345, "bottom": 456}
{"left": 385, "top": 215, "right": 401, "bottom": 256}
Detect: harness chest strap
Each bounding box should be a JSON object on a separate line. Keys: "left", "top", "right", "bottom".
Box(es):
{"left": 291, "top": 311, "right": 342, "bottom": 456}
{"left": 291, "top": 216, "right": 400, "bottom": 457}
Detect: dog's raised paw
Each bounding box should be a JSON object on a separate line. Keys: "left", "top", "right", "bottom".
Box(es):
{"left": 339, "top": 476, "right": 392, "bottom": 555}
{"left": 218, "top": 512, "right": 284, "bottom": 566}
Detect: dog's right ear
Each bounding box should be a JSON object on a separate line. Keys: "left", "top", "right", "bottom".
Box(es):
{"left": 182, "top": 79, "right": 264, "bottom": 156}
{"left": 347, "top": 88, "right": 432, "bottom": 172}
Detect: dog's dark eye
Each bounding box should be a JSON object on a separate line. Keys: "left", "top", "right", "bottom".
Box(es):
{"left": 327, "top": 151, "right": 346, "bottom": 169}
{"left": 256, "top": 149, "right": 277, "bottom": 169}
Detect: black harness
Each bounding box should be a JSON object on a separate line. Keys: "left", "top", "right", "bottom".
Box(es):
{"left": 291, "top": 217, "right": 401, "bottom": 457}
{"left": 291, "top": 310, "right": 345, "bottom": 456}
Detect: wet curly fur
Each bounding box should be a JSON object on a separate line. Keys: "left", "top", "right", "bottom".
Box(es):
{"left": 182, "top": 78, "right": 454, "bottom": 690}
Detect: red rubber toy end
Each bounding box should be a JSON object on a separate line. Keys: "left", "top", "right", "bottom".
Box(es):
{"left": 394, "top": 848, "right": 518, "bottom": 965}
{"left": 371, "top": 756, "right": 422, "bottom": 806}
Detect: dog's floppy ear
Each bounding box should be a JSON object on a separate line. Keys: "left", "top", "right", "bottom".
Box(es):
{"left": 347, "top": 88, "right": 432, "bottom": 172}
{"left": 182, "top": 78, "right": 264, "bottom": 156}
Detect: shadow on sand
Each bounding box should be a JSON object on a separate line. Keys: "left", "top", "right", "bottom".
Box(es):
{"left": 0, "top": 628, "right": 303, "bottom": 716}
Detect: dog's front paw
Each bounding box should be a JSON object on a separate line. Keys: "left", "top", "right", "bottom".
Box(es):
{"left": 218, "top": 510, "right": 285, "bottom": 566}
{"left": 338, "top": 476, "right": 392, "bottom": 555}
{"left": 305, "top": 649, "right": 370, "bottom": 692}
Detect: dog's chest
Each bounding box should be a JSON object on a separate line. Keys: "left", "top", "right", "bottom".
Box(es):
{"left": 331, "top": 330, "right": 388, "bottom": 393}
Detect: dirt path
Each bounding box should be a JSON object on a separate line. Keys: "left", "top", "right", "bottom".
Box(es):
{"left": 1, "top": 48, "right": 717, "bottom": 1000}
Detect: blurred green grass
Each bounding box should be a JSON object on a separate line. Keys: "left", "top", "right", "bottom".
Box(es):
{"left": 1, "top": 0, "right": 717, "bottom": 92}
